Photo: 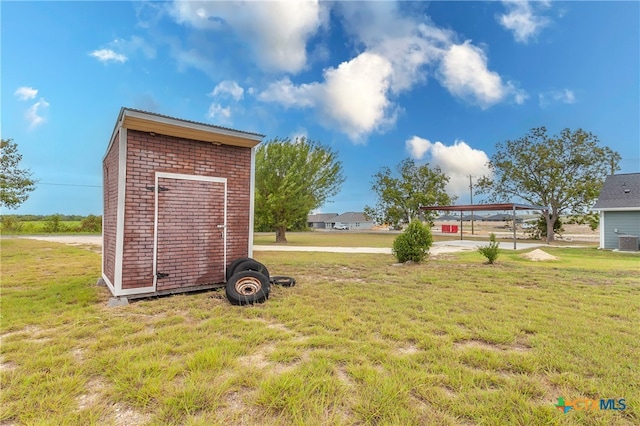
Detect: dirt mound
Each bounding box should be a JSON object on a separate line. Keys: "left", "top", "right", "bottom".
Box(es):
{"left": 522, "top": 249, "right": 558, "bottom": 261}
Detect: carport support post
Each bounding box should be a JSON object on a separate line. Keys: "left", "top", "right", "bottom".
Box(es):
{"left": 513, "top": 205, "right": 517, "bottom": 249}
{"left": 460, "top": 210, "right": 463, "bottom": 241}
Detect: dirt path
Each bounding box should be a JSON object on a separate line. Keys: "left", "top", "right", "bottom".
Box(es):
{"left": 17, "top": 235, "right": 103, "bottom": 246}
{"left": 15, "top": 235, "right": 544, "bottom": 253}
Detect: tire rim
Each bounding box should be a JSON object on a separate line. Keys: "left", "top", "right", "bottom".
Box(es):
{"left": 235, "top": 276, "right": 262, "bottom": 295}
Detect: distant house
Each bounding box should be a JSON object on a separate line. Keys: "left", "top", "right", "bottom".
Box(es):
{"left": 332, "top": 212, "right": 374, "bottom": 230}
{"left": 436, "top": 214, "right": 459, "bottom": 221}
{"left": 593, "top": 173, "right": 640, "bottom": 250}
{"left": 307, "top": 213, "right": 339, "bottom": 229}
{"left": 484, "top": 213, "right": 517, "bottom": 222}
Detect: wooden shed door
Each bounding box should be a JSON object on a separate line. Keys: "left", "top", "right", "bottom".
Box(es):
{"left": 153, "top": 173, "right": 227, "bottom": 292}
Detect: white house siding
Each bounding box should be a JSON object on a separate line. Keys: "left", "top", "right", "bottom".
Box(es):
{"left": 345, "top": 221, "right": 374, "bottom": 230}
{"left": 602, "top": 211, "right": 640, "bottom": 249}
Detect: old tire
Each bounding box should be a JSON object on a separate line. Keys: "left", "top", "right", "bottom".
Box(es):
{"left": 226, "top": 257, "right": 252, "bottom": 281}
{"left": 234, "top": 259, "right": 270, "bottom": 280}
{"left": 270, "top": 276, "right": 296, "bottom": 287}
{"left": 225, "top": 270, "right": 270, "bottom": 305}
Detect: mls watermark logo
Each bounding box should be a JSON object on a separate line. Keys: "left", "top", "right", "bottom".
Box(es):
{"left": 555, "top": 397, "right": 627, "bottom": 413}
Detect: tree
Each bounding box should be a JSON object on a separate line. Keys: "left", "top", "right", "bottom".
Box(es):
{"left": 1, "top": 139, "right": 36, "bottom": 209}
{"left": 255, "top": 137, "right": 345, "bottom": 243}
{"left": 476, "top": 127, "right": 620, "bottom": 242}
{"left": 365, "top": 158, "right": 453, "bottom": 229}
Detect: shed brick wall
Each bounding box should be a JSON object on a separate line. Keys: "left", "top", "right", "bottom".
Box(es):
{"left": 121, "top": 130, "right": 252, "bottom": 290}
{"left": 102, "top": 131, "right": 119, "bottom": 285}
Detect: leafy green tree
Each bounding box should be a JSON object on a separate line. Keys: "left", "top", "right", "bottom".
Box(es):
{"left": 365, "top": 158, "right": 453, "bottom": 229}
{"left": 1, "top": 139, "right": 36, "bottom": 209}
{"left": 255, "top": 137, "right": 344, "bottom": 243}
{"left": 476, "top": 127, "right": 620, "bottom": 242}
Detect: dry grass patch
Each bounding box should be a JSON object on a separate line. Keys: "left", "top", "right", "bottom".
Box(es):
{"left": 1, "top": 239, "right": 639, "bottom": 425}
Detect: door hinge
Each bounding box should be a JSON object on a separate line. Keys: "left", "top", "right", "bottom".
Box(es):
{"left": 145, "top": 186, "right": 169, "bottom": 192}
{"left": 156, "top": 272, "right": 170, "bottom": 279}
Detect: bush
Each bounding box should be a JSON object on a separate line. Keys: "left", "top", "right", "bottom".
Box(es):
{"left": 43, "top": 214, "right": 67, "bottom": 233}
{"left": 478, "top": 233, "right": 500, "bottom": 264}
{"left": 0, "top": 216, "right": 23, "bottom": 232}
{"left": 392, "top": 219, "right": 433, "bottom": 263}
{"left": 79, "top": 214, "right": 102, "bottom": 232}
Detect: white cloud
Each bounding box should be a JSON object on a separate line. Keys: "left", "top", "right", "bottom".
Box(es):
{"left": 406, "top": 136, "right": 431, "bottom": 160}
{"left": 25, "top": 98, "right": 50, "bottom": 129}
{"left": 437, "top": 41, "right": 526, "bottom": 108}
{"left": 319, "top": 53, "right": 394, "bottom": 140}
{"left": 14, "top": 86, "right": 38, "bottom": 101}
{"left": 233, "top": 1, "right": 526, "bottom": 140}
{"left": 498, "top": 1, "right": 551, "bottom": 44}
{"left": 210, "top": 80, "right": 244, "bottom": 101}
{"left": 170, "top": 0, "right": 327, "bottom": 73}
{"left": 406, "top": 136, "right": 491, "bottom": 196}
{"left": 171, "top": 45, "right": 215, "bottom": 75}
{"left": 259, "top": 52, "right": 395, "bottom": 141}
{"left": 539, "top": 89, "right": 576, "bottom": 107}
{"left": 336, "top": 3, "right": 451, "bottom": 93}
{"left": 110, "top": 36, "right": 156, "bottom": 59}
{"left": 206, "top": 103, "right": 232, "bottom": 124}
{"left": 258, "top": 3, "right": 529, "bottom": 139}
{"left": 258, "top": 77, "right": 317, "bottom": 108}
{"left": 90, "top": 49, "right": 127, "bottom": 63}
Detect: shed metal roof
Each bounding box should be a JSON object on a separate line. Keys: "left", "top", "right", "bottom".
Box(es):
{"left": 112, "top": 107, "right": 265, "bottom": 149}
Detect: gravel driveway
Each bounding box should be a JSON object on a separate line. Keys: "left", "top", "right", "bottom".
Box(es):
{"left": 16, "top": 235, "right": 543, "bottom": 253}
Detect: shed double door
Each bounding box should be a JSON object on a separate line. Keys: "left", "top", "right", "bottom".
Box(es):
{"left": 153, "top": 173, "right": 227, "bottom": 292}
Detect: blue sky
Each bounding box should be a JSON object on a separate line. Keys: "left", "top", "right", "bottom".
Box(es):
{"left": 2, "top": 1, "right": 639, "bottom": 216}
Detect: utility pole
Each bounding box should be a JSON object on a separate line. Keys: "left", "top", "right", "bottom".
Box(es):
{"left": 469, "top": 174, "right": 474, "bottom": 235}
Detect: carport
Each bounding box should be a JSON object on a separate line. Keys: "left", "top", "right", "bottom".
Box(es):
{"left": 420, "top": 203, "right": 549, "bottom": 249}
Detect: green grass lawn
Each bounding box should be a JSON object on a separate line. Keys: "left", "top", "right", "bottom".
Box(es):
{"left": 1, "top": 239, "right": 638, "bottom": 425}
{"left": 254, "top": 231, "right": 399, "bottom": 247}
{"left": 254, "top": 231, "right": 597, "bottom": 248}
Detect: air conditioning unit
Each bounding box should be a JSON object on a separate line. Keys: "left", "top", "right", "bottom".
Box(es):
{"left": 618, "top": 235, "right": 639, "bottom": 251}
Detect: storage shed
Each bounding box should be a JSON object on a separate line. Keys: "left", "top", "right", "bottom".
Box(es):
{"left": 101, "top": 108, "right": 264, "bottom": 299}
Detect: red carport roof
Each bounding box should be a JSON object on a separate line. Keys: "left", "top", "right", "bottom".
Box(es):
{"left": 420, "top": 203, "right": 548, "bottom": 212}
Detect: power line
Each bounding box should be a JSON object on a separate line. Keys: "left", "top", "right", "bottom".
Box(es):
{"left": 37, "top": 182, "right": 101, "bottom": 188}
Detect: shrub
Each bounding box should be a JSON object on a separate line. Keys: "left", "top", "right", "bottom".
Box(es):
{"left": 478, "top": 233, "right": 500, "bottom": 264}
{"left": 0, "top": 216, "right": 23, "bottom": 232}
{"left": 79, "top": 214, "right": 102, "bottom": 232}
{"left": 43, "top": 214, "right": 67, "bottom": 233}
{"left": 392, "top": 219, "right": 433, "bottom": 263}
